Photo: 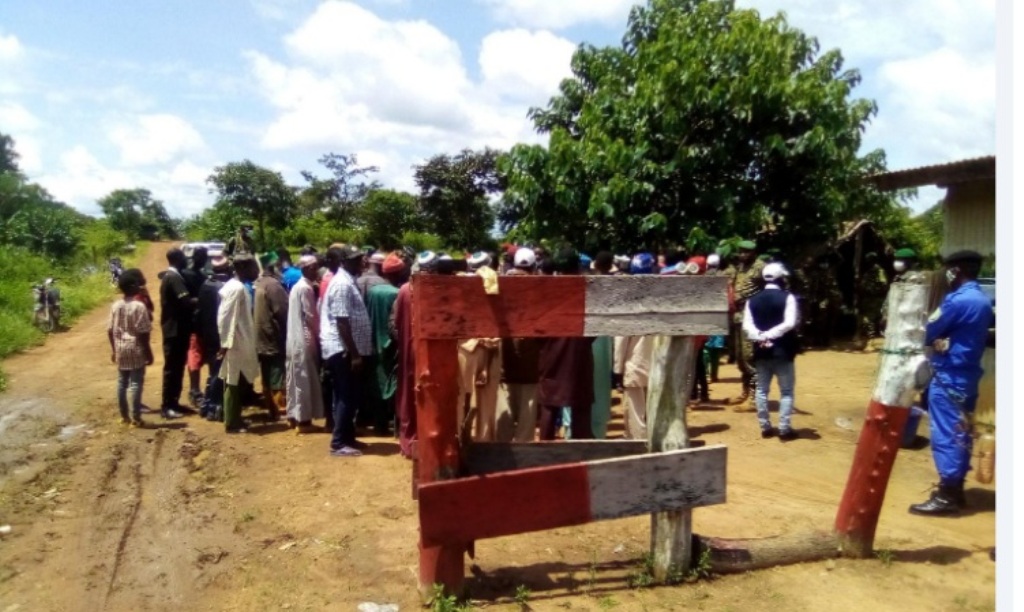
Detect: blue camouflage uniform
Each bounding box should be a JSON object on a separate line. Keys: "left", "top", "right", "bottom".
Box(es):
{"left": 924, "top": 280, "right": 994, "bottom": 487}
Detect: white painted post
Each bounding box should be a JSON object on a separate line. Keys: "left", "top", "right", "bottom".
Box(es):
{"left": 646, "top": 335, "right": 699, "bottom": 581}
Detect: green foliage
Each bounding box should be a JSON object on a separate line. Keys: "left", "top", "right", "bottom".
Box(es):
{"left": 180, "top": 199, "right": 251, "bottom": 242}
{"left": 627, "top": 553, "right": 656, "bottom": 589}
{"left": 356, "top": 188, "right": 423, "bottom": 250}
{"left": 82, "top": 220, "right": 129, "bottom": 262}
{"left": 207, "top": 160, "right": 298, "bottom": 245}
{"left": 501, "top": 0, "right": 892, "bottom": 252}
{"left": 687, "top": 548, "right": 714, "bottom": 581}
{"left": 400, "top": 230, "right": 447, "bottom": 254}
{"left": 414, "top": 148, "right": 504, "bottom": 250}
{"left": 429, "top": 583, "right": 470, "bottom": 612}
{"left": 0, "top": 243, "right": 147, "bottom": 391}
{"left": 514, "top": 584, "right": 532, "bottom": 607}
{"left": 875, "top": 548, "right": 895, "bottom": 568}
{"left": 299, "top": 153, "right": 381, "bottom": 225}
{"left": 1, "top": 132, "right": 21, "bottom": 176}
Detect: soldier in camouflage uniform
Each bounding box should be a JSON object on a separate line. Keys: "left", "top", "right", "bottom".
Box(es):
{"left": 856, "top": 252, "right": 889, "bottom": 345}
{"left": 729, "top": 240, "right": 765, "bottom": 410}
{"left": 225, "top": 222, "right": 256, "bottom": 259}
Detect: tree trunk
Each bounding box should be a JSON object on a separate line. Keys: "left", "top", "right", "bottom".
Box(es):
{"left": 693, "top": 531, "right": 840, "bottom": 574}
{"left": 834, "top": 275, "right": 930, "bottom": 557}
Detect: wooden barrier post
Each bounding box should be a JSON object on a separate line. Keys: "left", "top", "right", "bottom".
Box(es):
{"left": 411, "top": 274, "right": 730, "bottom": 596}
{"left": 415, "top": 335, "right": 464, "bottom": 595}
{"left": 647, "top": 335, "right": 700, "bottom": 581}
{"left": 835, "top": 276, "right": 930, "bottom": 557}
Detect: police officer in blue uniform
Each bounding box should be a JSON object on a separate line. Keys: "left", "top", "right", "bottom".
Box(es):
{"left": 909, "top": 250, "right": 994, "bottom": 516}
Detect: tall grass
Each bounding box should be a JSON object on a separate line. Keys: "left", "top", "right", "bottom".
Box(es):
{"left": 0, "top": 243, "right": 149, "bottom": 391}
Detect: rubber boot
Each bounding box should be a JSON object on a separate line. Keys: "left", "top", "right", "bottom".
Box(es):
{"left": 908, "top": 484, "right": 961, "bottom": 516}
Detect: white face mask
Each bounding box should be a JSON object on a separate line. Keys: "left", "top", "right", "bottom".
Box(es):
{"left": 945, "top": 268, "right": 958, "bottom": 284}
{"left": 893, "top": 261, "right": 907, "bottom": 273}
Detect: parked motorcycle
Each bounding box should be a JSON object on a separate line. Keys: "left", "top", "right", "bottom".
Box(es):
{"left": 32, "top": 278, "right": 61, "bottom": 333}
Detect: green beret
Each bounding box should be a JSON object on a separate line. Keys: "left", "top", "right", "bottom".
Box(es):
{"left": 259, "top": 251, "right": 279, "bottom": 266}
{"left": 738, "top": 240, "right": 757, "bottom": 250}
{"left": 894, "top": 248, "right": 917, "bottom": 259}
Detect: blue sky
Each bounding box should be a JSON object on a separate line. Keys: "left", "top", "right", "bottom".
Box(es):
{"left": 0, "top": 0, "right": 996, "bottom": 219}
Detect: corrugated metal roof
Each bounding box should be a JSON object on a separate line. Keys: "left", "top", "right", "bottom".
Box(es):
{"left": 866, "top": 155, "right": 995, "bottom": 191}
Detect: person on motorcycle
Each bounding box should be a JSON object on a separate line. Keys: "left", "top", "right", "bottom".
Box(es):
{"left": 33, "top": 278, "right": 61, "bottom": 332}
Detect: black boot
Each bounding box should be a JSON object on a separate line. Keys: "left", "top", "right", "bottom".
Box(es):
{"left": 909, "top": 485, "right": 961, "bottom": 516}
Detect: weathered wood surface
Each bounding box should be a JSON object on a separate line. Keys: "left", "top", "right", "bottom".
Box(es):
{"left": 412, "top": 275, "right": 729, "bottom": 339}
{"left": 835, "top": 278, "right": 929, "bottom": 558}
{"left": 418, "top": 446, "right": 726, "bottom": 548}
{"left": 694, "top": 530, "right": 840, "bottom": 574}
{"left": 414, "top": 337, "right": 465, "bottom": 595}
{"left": 646, "top": 335, "right": 700, "bottom": 581}
{"left": 583, "top": 276, "right": 729, "bottom": 337}
{"left": 462, "top": 440, "right": 648, "bottom": 476}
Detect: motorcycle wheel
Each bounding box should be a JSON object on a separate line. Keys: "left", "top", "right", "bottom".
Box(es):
{"left": 43, "top": 310, "right": 56, "bottom": 333}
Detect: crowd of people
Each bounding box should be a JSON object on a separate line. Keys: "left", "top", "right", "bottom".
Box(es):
{"left": 104, "top": 237, "right": 810, "bottom": 453}
{"left": 105, "top": 235, "right": 994, "bottom": 523}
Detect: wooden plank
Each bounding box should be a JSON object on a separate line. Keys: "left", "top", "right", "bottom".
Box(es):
{"left": 463, "top": 440, "right": 649, "bottom": 476}
{"left": 587, "top": 445, "right": 726, "bottom": 521}
{"left": 414, "top": 337, "right": 464, "bottom": 595}
{"left": 419, "top": 446, "right": 726, "bottom": 548}
{"left": 412, "top": 275, "right": 728, "bottom": 339}
{"left": 646, "top": 335, "right": 699, "bottom": 581}
{"left": 583, "top": 276, "right": 730, "bottom": 337}
{"left": 414, "top": 275, "right": 586, "bottom": 340}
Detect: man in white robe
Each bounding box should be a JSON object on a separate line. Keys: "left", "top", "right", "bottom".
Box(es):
{"left": 614, "top": 335, "right": 654, "bottom": 440}
{"left": 285, "top": 255, "right": 324, "bottom": 431}
{"left": 217, "top": 254, "right": 261, "bottom": 433}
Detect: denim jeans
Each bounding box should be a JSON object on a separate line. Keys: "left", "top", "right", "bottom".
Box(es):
{"left": 203, "top": 357, "right": 224, "bottom": 414}
{"left": 755, "top": 358, "right": 795, "bottom": 432}
{"left": 117, "top": 368, "right": 146, "bottom": 421}
{"left": 326, "top": 352, "right": 361, "bottom": 450}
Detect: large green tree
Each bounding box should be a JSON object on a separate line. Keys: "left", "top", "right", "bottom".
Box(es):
{"left": 207, "top": 160, "right": 297, "bottom": 246}
{"left": 414, "top": 148, "right": 504, "bottom": 249}
{"left": 500, "top": 0, "right": 892, "bottom": 253}
{"left": 299, "top": 153, "right": 380, "bottom": 225}
{"left": 357, "top": 188, "right": 423, "bottom": 250}
{"left": 1, "top": 132, "right": 22, "bottom": 177}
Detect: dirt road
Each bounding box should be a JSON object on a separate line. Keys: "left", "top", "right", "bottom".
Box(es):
{"left": 0, "top": 243, "right": 996, "bottom": 611}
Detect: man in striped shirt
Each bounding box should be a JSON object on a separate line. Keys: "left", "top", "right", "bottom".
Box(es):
{"left": 108, "top": 268, "right": 155, "bottom": 427}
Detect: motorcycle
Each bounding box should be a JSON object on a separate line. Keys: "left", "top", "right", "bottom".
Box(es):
{"left": 32, "top": 278, "right": 61, "bottom": 333}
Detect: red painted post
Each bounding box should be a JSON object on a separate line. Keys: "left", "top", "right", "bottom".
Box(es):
{"left": 834, "top": 400, "right": 911, "bottom": 557}
{"left": 834, "top": 276, "right": 930, "bottom": 558}
{"left": 415, "top": 336, "right": 464, "bottom": 596}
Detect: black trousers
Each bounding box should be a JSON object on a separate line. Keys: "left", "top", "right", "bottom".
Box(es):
{"left": 161, "top": 333, "right": 190, "bottom": 409}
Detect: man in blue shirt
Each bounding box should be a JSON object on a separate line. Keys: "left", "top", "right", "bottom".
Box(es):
{"left": 910, "top": 250, "right": 994, "bottom": 516}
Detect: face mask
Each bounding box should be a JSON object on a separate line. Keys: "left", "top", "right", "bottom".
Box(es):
{"left": 945, "top": 268, "right": 958, "bottom": 284}
{"left": 893, "top": 261, "right": 907, "bottom": 273}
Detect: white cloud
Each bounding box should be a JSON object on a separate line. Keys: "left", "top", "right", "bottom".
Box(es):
{"left": 871, "top": 47, "right": 995, "bottom": 167}
{"left": 0, "top": 102, "right": 41, "bottom": 132}
{"left": 245, "top": 0, "right": 569, "bottom": 188}
{"left": 480, "top": 0, "right": 639, "bottom": 29}
{"left": 37, "top": 145, "right": 216, "bottom": 217}
{"left": 108, "top": 113, "right": 206, "bottom": 166}
{"left": 479, "top": 29, "right": 577, "bottom": 102}
{"left": 0, "top": 33, "right": 23, "bottom": 61}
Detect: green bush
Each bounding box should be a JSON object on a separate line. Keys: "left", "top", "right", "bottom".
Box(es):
{"left": 0, "top": 243, "right": 148, "bottom": 391}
